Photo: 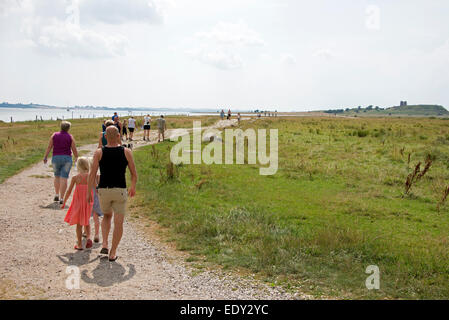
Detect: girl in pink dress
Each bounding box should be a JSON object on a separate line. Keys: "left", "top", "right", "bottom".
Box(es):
{"left": 61, "top": 157, "right": 94, "bottom": 250}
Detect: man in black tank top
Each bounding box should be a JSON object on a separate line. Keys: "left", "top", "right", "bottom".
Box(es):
{"left": 88, "top": 126, "right": 138, "bottom": 262}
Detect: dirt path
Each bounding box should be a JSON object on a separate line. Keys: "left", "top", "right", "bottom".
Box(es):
{"left": 0, "top": 119, "right": 306, "bottom": 300}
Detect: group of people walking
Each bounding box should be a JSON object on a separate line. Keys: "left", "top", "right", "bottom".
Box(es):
{"left": 106, "top": 112, "right": 136, "bottom": 142}
{"left": 43, "top": 111, "right": 241, "bottom": 263}
{"left": 105, "top": 113, "right": 167, "bottom": 144}
{"left": 44, "top": 117, "right": 140, "bottom": 262}
{"left": 143, "top": 114, "right": 167, "bottom": 142}
{"left": 220, "top": 109, "right": 232, "bottom": 120}
{"left": 45, "top": 113, "right": 169, "bottom": 261}
{"left": 220, "top": 109, "right": 241, "bottom": 124}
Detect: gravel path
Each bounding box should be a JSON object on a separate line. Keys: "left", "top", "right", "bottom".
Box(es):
{"left": 0, "top": 120, "right": 307, "bottom": 300}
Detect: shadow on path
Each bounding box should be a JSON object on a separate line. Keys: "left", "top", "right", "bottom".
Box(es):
{"left": 81, "top": 257, "right": 136, "bottom": 287}
{"left": 40, "top": 202, "right": 62, "bottom": 210}
{"left": 57, "top": 249, "right": 100, "bottom": 267}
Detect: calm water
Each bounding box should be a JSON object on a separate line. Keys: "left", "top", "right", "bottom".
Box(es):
{"left": 0, "top": 108, "right": 220, "bottom": 122}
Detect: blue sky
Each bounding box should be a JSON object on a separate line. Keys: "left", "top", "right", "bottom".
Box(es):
{"left": 0, "top": 0, "right": 448, "bottom": 111}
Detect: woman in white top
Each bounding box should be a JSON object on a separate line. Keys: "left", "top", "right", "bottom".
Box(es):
{"left": 128, "top": 116, "right": 136, "bottom": 141}
{"left": 143, "top": 115, "right": 151, "bottom": 141}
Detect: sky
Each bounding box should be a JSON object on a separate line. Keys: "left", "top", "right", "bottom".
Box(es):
{"left": 0, "top": 0, "right": 448, "bottom": 111}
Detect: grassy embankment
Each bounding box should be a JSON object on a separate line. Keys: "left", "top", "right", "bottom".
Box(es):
{"left": 0, "top": 116, "right": 216, "bottom": 183}
{"left": 131, "top": 116, "right": 449, "bottom": 299}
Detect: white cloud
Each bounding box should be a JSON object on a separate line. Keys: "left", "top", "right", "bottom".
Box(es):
{"left": 2, "top": 0, "right": 176, "bottom": 59}
{"left": 195, "top": 21, "right": 265, "bottom": 46}
{"left": 0, "top": 0, "right": 16, "bottom": 15}
{"left": 186, "top": 20, "right": 263, "bottom": 70}
{"left": 79, "top": 0, "right": 168, "bottom": 25}
{"left": 11, "top": 0, "right": 155, "bottom": 58}
{"left": 28, "top": 20, "right": 127, "bottom": 58}
{"left": 0, "top": 0, "right": 31, "bottom": 17}
{"left": 4, "top": 0, "right": 170, "bottom": 24}
{"left": 186, "top": 47, "right": 243, "bottom": 70}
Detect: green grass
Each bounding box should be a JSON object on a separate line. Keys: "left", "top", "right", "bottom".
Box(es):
{"left": 0, "top": 115, "right": 218, "bottom": 183}
{"left": 131, "top": 116, "right": 449, "bottom": 299}
{"left": 0, "top": 118, "right": 103, "bottom": 183}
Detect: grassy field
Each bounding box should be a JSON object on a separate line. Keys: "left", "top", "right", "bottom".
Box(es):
{"left": 0, "top": 118, "right": 102, "bottom": 183}
{"left": 0, "top": 115, "right": 216, "bottom": 183}
{"left": 131, "top": 116, "right": 449, "bottom": 299}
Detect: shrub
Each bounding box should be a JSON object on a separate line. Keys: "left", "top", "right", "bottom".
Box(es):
{"left": 404, "top": 156, "right": 432, "bottom": 196}
{"left": 357, "top": 130, "right": 369, "bottom": 138}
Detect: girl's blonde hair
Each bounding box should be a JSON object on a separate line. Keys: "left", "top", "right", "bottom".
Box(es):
{"left": 77, "top": 157, "right": 90, "bottom": 173}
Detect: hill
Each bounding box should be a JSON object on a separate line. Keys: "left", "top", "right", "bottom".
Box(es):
{"left": 381, "top": 104, "right": 449, "bottom": 116}
{"left": 0, "top": 103, "right": 54, "bottom": 109}
{"left": 323, "top": 104, "right": 449, "bottom": 117}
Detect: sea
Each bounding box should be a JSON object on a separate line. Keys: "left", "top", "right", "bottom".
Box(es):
{"left": 0, "top": 107, "right": 221, "bottom": 123}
